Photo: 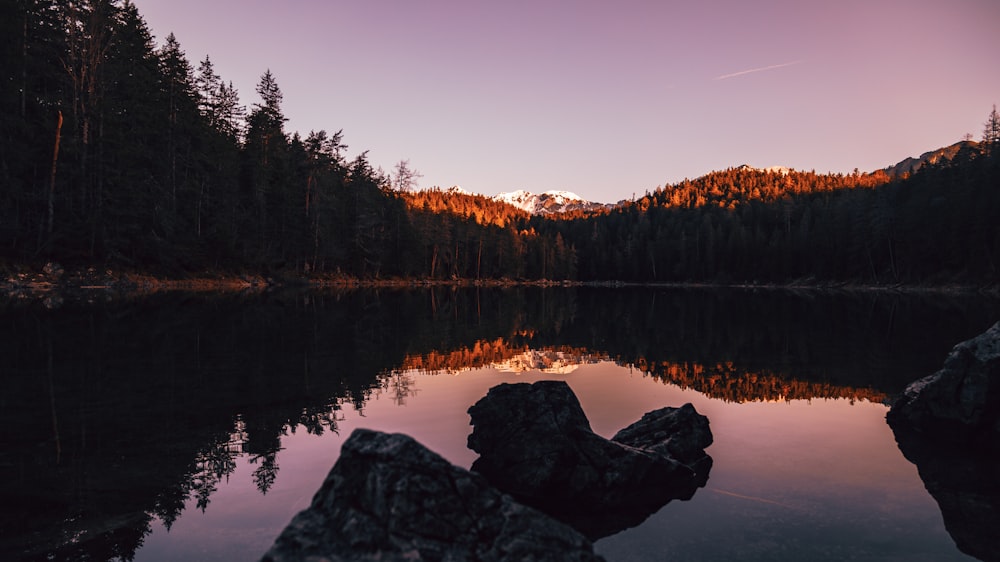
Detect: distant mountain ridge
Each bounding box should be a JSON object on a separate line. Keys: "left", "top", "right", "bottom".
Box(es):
{"left": 883, "top": 140, "right": 980, "bottom": 177}
{"left": 433, "top": 140, "right": 979, "bottom": 216}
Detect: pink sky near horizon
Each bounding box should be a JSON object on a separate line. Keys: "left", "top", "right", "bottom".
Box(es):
{"left": 131, "top": 0, "right": 1000, "bottom": 203}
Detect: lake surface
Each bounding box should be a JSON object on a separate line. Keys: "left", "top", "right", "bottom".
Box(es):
{"left": 2, "top": 287, "right": 998, "bottom": 561}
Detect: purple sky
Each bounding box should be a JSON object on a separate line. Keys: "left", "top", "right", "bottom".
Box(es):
{"left": 132, "top": 0, "right": 1000, "bottom": 203}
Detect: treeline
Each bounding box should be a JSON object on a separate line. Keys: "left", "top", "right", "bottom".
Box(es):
{"left": 539, "top": 151, "right": 1000, "bottom": 284}
{"left": 3, "top": 1, "right": 998, "bottom": 285}
{"left": 1, "top": 0, "right": 411, "bottom": 275}
{"left": 400, "top": 188, "right": 577, "bottom": 279}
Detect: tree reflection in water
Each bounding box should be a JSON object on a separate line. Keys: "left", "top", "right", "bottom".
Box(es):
{"left": 1, "top": 287, "right": 997, "bottom": 560}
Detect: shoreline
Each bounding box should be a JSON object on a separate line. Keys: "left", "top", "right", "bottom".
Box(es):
{"left": 2, "top": 263, "right": 998, "bottom": 301}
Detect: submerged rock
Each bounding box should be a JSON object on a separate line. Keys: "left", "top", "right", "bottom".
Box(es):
{"left": 261, "top": 428, "right": 603, "bottom": 562}
{"left": 887, "top": 321, "right": 1000, "bottom": 442}
{"left": 467, "top": 380, "right": 712, "bottom": 539}
{"left": 888, "top": 322, "right": 1000, "bottom": 562}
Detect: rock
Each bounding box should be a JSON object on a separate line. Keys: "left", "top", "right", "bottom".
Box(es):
{"left": 887, "top": 322, "right": 1000, "bottom": 562}
{"left": 887, "top": 321, "right": 1000, "bottom": 443}
{"left": 612, "top": 402, "right": 714, "bottom": 483}
{"left": 261, "top": 428, "right": 603, "bottom": 562}
{"left": 467, "top": 381, "right": 712, "bottom": 539}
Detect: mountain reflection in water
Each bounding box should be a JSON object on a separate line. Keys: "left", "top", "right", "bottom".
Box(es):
{"left": 0, "top": 287, "right": 996, "bottom": 561}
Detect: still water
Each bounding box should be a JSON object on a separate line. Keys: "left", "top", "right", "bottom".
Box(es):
{"left": 2, "top": 287, "right": 997, "bottom": 561}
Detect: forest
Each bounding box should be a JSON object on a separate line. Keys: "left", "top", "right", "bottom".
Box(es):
{"left": 3, "top": 0, "right": 999, "bottom": 286}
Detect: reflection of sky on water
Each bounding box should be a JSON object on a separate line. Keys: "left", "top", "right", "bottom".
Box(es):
{"left": 136, "top": 361, "right": 970, "bottom": 561}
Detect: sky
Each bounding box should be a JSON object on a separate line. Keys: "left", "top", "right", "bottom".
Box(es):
{"left": 131, "top": 0, "right": 1000, "bottom": 204}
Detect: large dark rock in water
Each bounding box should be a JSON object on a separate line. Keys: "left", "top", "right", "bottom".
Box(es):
{"left": 467, "top": 381, "right": 712, "bottom": 539}
{"left": 261, "top": 428, "right": 603, "bottom": 562}
{"left": 887, "top": 321, "right": 1000, "bottom": 442}
{"left": 888, "top": 322, "right": 1000, "bottom": 562}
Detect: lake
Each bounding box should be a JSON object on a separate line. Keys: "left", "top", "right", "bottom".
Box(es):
{"left": 2, "top": 287, "right": 997, "bottom": 561}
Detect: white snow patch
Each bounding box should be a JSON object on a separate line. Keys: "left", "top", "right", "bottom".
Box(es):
{"left": 738, "top": 164, "right": 792, "bottom": 175}
{"left": 492, "top": 190, "right": 605, "bottom": 215}
{"left": 444, "top": 185, "right": 472, "bottom": 195}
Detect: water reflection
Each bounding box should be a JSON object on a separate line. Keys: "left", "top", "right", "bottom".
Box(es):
{"left": 0, "top": 287, "right": 997, "bottom": 560}
{"left": 891, "top": 423, "right": 1000, "bottom": 562}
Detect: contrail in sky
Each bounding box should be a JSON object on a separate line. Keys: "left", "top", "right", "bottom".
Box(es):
{"left": 715, "top": 60, "right": 802, "bottom": 80}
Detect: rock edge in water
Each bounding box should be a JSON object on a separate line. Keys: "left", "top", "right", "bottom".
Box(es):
{"left": 261, "top": 428, "right": 604, "bottom": 562}
{"left": 887, "top": 321, "right": 1000, "bottom": 562}
{"left": 887, "top": 320, "right": 1000, "bottom": 442}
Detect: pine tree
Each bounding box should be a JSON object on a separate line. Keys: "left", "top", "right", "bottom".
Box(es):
{"left": 216, "top": 80, "right": 244, "bottom": 141}
{"left": 157, "top": 33, "right": 199, "bottom": 219}
{"left": 241, "top": 70, "right": 290, "bottom": 260}
{"left": 195, "top": 55, "right": 220, "bottom": 125}
{"left": 983, "top": 104, "right": 1000, "bottom": 152}
{"left": 246, "top": 69, "right": 286, "bottom": 166}
{"left": 97, "top": 0, "right": 165, "bottom": 260}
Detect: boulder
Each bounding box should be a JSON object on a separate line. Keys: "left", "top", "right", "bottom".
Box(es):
{"left": 261, "top": 428, "right": 603, "bottom": 562}
{"left": 888, "top": 322, "right": 1000, "bottom": 562}
{"left": 467, "top": 381, "right": 712, "bottom": 539}
{"left": 887, "top": 321, "right": 1000, "bottom": 442}
{"left": 612, "top": 402, "right": 714, "bottom": 477}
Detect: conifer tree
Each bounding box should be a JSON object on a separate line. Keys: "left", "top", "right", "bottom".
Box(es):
{"left": 216, "top": 80, "right": 244, "bottom": 141}
{"left": 195, "top": 55, "right": 220, "bottom": 125}
{"left": 157, "top": 33, "right": 199, "bottom": 219}
{"left": 242, "top": 69, "right": 289, "bottom": 259}
{"left": 983, "top": 104, "right": 1000, "bottom": 152}
{"left": 249, "top": 69, "right": 286, "bottom": 163}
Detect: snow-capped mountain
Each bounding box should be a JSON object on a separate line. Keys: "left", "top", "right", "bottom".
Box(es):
{"left": 492, "top": 190, "right": 608, "bottom": 215}
{"left": 737, "top": 164, "right": 793, "bottom": 176}
{"left": 443, "top": 185, "right": 472, "bottom": 195}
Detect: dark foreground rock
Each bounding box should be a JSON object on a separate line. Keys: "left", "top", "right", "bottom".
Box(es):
{"left": 261, "top": 428, "right": 603, "bottom": 562}
{"left": 467, "top": 380, "right": 712, "bottom": 539}
{"left": 887, "top": 321, "right": 1000, "bottom": 442}
{"left": 888, "top": 322, "right": 1000, "bottom": 562}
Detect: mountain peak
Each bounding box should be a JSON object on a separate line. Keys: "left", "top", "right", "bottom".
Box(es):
{"left": 492, "top": 190, "right": 607, "bottom": 215}
{"left": 737, "top": 164, "right": 792, "bottom": 175}
{"left": 883, "top": 140, "right": 980, "bottom": 177}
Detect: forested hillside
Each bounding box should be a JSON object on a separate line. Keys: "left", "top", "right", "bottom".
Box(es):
{"left": 541, "top": 153, "right": 1000, "bottom": 284}
{"left": 2, "top": 1, "right": 998, "bottom": 286}
{"left": 1, "top": 0, "right": 408, "bottom": 275}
